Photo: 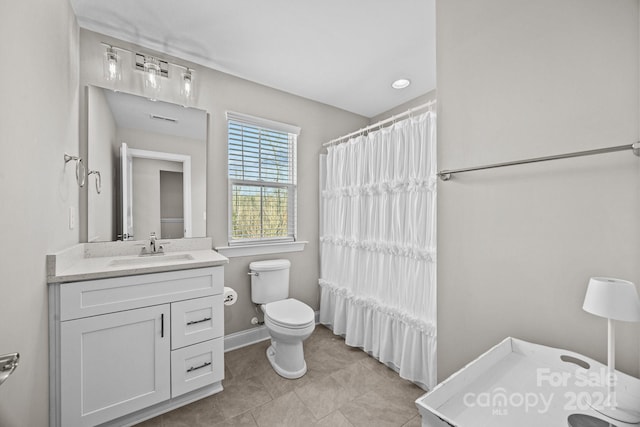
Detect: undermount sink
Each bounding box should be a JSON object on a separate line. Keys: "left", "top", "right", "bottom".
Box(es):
{"left": 108, "top": 253, "right": 195, "bottom": 267}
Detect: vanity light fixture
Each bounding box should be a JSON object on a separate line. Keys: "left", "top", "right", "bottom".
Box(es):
{"left": 392, "top": 78, "right": 411, "bottom": 89}
{"left": 103, "top": 45, "right": 121, "bottom": 82}
{"left": 100, "top": 42, "right": 195, "bottom": 104}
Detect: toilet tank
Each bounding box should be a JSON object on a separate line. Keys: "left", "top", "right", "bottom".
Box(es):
{"left": 249, "top": 259, "right": 290, "bottom": 304}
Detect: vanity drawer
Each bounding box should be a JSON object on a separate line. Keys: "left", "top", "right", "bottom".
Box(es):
{"left": 171, "top": 295, "right": 223, "bottom": 350}
{"left": 171, "top": 338, "right": 224, "bottom": 398}
{"left": 59, "top": 267, "right": 223, "bottom": 321}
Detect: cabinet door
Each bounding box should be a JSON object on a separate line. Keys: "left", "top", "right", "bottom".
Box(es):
{"left": 61, "top": 304, "right": 170, "bottom": 427}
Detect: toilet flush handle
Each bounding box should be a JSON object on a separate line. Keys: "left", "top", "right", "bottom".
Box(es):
{"left": 247, "top": 271, "right": 259, "bottom": 277}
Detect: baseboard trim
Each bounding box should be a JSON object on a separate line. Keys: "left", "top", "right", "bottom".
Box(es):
{"left": 224, "top": 326, "right": 270, "bottom": 352}
{"left": 224, "top": 311, "right": 320, "bottom": 352}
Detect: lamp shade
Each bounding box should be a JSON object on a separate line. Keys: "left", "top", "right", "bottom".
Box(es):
{"left": 583, "top": 277, "right": 640, "bottom": 322}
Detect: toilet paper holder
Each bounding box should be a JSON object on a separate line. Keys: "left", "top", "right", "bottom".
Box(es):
{"left": 223, "top": 286, "right": 238, "bottom": 306}
{"left": 0, "top": 352, "right": 19, "bottom": 387}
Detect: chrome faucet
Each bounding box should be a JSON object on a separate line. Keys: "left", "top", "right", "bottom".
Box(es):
{"left": 149, "top": 232, "right": 157, "bottom": 253}
{"left": 139, "top": 232, "right": 165, "bottom": 256}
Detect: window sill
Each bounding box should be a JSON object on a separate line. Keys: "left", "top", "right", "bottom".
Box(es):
{"left": 215, "top": 241, "right": 307, "bottom": 258}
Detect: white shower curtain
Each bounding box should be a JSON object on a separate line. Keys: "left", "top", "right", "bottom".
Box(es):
{"left": 319, "top": 111, "right": 437, "bottom": 389}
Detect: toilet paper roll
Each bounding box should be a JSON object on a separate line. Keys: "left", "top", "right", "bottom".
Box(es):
{"left": 223, "top": 287, "right": 238, "bottom": 306}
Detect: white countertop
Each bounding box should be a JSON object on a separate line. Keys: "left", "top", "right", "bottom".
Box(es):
{"left": 47, "top": 238, "right": 228, "bottom": 283}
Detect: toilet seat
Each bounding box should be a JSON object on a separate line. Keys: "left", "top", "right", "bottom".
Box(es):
{"left": 264, "top": 298, "right": 314, "bottom": 329}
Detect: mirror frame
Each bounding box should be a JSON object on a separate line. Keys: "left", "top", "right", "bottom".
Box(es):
{"left": 85, "top": 85, "right": 208, "bottom": 242}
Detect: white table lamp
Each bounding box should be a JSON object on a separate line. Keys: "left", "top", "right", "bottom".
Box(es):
{"left": 582, "top": 277, "right": 640, "bottom": 424}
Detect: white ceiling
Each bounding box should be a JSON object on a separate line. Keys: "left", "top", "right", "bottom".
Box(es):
{"left": 71, "top": 0, "right": 436, "bottom": 118}
{"left": 103, "top": 89, "right": 207, "bottom": 141}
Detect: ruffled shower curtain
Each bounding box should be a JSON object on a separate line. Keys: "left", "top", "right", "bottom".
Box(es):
{"left": 319, "top": 111, "right": 436, "bottom": 389}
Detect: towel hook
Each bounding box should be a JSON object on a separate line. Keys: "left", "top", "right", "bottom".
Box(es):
{"left": 88, "top": 170, "right": 102, "bottom": 194}
{"left": 64, "top": 153, "right": 86, "bottom": 187}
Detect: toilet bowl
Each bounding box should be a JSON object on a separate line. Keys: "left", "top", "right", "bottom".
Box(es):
{"left": 249, "top": 259, "right": 315, "bottom": 379}
{"left": 262, "top": 298, "right": 315, "bottom": 379}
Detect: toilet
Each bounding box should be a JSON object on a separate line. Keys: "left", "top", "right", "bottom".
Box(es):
{"left": 249, "top": 259, "right": 315, "bottom": 379}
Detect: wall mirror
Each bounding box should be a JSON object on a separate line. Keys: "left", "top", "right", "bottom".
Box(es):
{"left": 87, "top": 85, "right": 207, "bottom": 242}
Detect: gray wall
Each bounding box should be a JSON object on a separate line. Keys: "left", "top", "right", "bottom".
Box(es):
{"left": 0, "top": 0, "right": 79, "bottom": 426}
{"left": 87, "top": 86, "right": 117, "bottom": 241}
{"left": 369, "top": 90, "right": 437, "bottom": 125}
{"left": 78, "top": 29, "right": 370, "bottom": 335}
{"left": 437, "top": 0, "right": 640, "bottom": 380}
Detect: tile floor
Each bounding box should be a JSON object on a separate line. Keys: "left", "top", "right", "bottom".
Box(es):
{"left": 137, "top": 325, "right": 426, "bottom": 427}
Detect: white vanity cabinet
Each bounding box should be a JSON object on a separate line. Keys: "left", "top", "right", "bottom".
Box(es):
{"left": 49, "top": 266, "right": 225, "bottom": 427}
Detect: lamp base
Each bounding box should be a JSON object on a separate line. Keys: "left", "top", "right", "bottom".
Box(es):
{"left": 589, "top": 403, "right": 640, "bottom": 424}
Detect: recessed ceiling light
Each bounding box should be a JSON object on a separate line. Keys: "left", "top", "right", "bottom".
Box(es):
{"left": 392, "top": 78, "right": 411, "bottom": 89}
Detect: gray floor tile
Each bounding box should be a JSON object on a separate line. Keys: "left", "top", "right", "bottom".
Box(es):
{"left": 314, "top": 410, "right": 354, "bottom": 427}
{"left": 225, "top": 340, "right": 272, "bottom": 384}
{"left": 161, "top": 395, "right": 223, "bottom": 427}
{"left": 257, "top": 362, "right": 315, "bottom": 399}
{"left": 212, "top": 411, "right": 258, "bottom": 427}
{"left": 252, "top": 391, "right": 316, "bottom": 427}
{"left": 214, "top": 376, "right": 272, "bottom": 420}
{"left": 340, "top": 390, "right": 414, "bottom": 427}
{"left": 402, "top": 415, "right": 423, "bottom": 427}
{"left": 294, "top": 374, "right": 359, "bottom": 419}
{"left": 331, "top": 360, "right": 386, "bottom": 397}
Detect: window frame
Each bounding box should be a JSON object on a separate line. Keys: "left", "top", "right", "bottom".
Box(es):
{"left": 225, "top": 111, "right": 300, "bottom": 247}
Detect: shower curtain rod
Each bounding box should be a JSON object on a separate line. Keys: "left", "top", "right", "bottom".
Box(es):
{"left": 323, "top": 100, "right": 436, "bottom": 147}
{"left": 438, "top": 142, "right": 640, "bottom": 181}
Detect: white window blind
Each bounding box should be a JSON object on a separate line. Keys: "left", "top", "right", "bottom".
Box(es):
{"left": 227, "top": 112, "right": 299, "bottom": 244}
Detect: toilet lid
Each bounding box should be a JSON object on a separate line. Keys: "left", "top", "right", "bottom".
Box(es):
{"left": 264, "top": 298, "right": 314, "bottom": 328}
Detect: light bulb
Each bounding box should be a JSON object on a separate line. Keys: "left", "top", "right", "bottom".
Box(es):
{"left": 181, "top": 69, "right": 193, "bottom": 102}
{"left": 144, "top": 57, "right": 162, "bottom": 101}
{"left": 103, "top": 47, "right": 121, "bottom": 81}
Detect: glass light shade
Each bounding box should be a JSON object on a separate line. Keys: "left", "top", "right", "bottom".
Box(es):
{"left": 103, "top": 47, "right": 121, "bottom": 81}
{"left": 583, "top": 277, "right": 640, "bottom": 322}
{"left": 144, "top": 57, "right": 162, "bottom": 101}
{"left": 181, "top": 69, "right": 194, "bottom": 102}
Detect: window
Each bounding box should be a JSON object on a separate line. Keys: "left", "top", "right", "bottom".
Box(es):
{"left": 227, "top": 112, "right": 299, "bottom": 245}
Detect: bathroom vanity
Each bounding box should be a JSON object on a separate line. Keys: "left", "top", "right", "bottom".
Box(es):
{"left": 47, "top": 238, "right": 228, "bottom": 427}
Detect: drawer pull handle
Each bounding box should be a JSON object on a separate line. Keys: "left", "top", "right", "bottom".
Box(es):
{"left": 187, "top": 361, "right": 211, "bottom": 373}
{"left": 187, "top": 317, "right": 212, "bottom": 326}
